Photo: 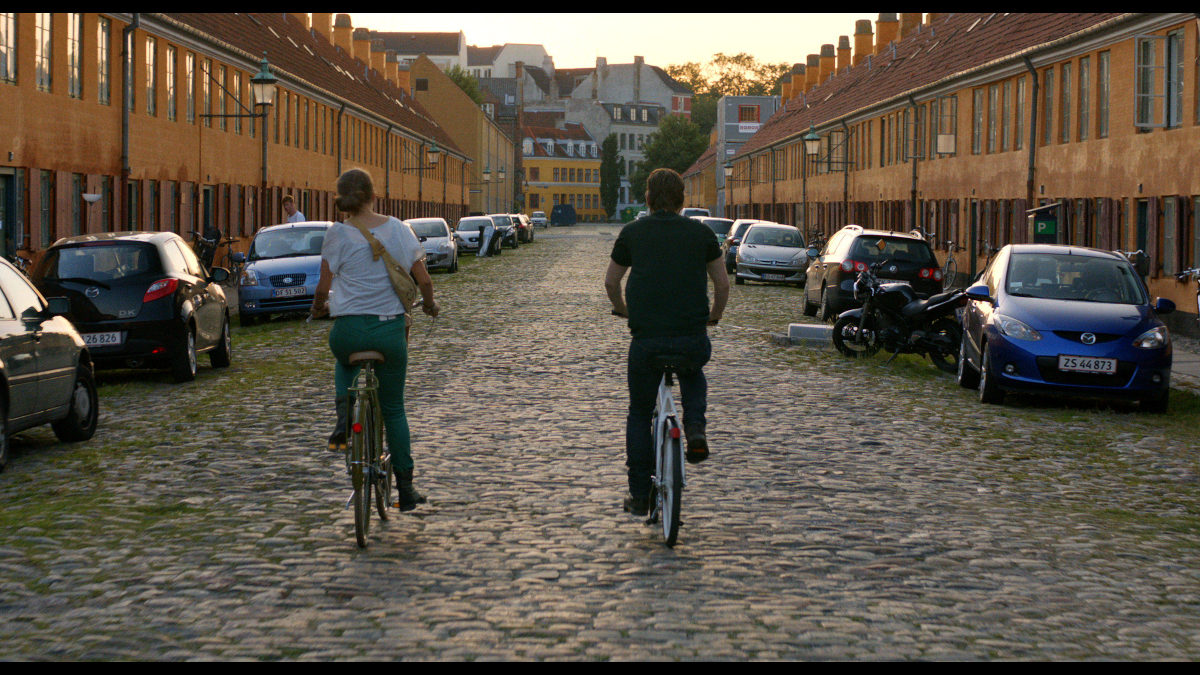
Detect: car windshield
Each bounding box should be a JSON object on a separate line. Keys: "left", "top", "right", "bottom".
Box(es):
{"left": 702, "top": 219, "right": 734, "bottom": 235}
{"left": 491, "top": 216, "right": 511, "bottom": 227}
{"left": 848, "top": 236, "right": 937, "bottom": 266}
{"left": 457, "top": 219, "right": 489, "bottom": 232}
{"left": 409, "top": 220, "right": 447, "bottom": 238}
{"left": 249, "top": 226, "right": 326, "bottom": 261}
{"left": 1005, "top": 253, "right": 1148, "bottom": 304}
{"left": 532, "top": 212, "right": 545, "bottom": 218}
{"left": 745, "top": 227, "right": 803, "bottom": 247}
{"left": 43, "top": 242, "right": 163, "bottom": 282}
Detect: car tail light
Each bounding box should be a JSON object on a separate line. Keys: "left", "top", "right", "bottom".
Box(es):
{"left": 932, "top": 268, "right": 944, "bottom": 282}
{"left": 841, "top": 259, "right": 868, "bottom": 273}
{"left": 142, "top": 278, "right": 178, "bottom": 303}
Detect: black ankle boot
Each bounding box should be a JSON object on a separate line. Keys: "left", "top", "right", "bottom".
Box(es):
{"left": 394, "top": 468, "right": 427, "bottom": 511}
{"left": 327, "top": 395, "right": 354, "bottom": 452}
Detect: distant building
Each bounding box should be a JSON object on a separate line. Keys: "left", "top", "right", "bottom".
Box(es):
{"left": 522, "top": 123, "right": 603, "bottom": 222}
{"left": 370, "top": 30, "right": 467, "bottom": 71}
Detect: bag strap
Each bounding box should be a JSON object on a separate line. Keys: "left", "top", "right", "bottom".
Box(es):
{"left": 346, "top": 219, "right": 399, "bottom": 267}
{"left": 344, "top": 218, "right": 420, "bottom": 308}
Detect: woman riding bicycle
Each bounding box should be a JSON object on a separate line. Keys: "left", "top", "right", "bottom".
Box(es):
{"left": 310, "top": 168, "right": 440, "bottom": 511}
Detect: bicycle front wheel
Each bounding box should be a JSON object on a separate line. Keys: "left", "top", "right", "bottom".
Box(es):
{"left": 659, "top": 417, "right": 683, "bottom": 547}
{"left": 351, "top": 392, "right": 377, "bottom": 548}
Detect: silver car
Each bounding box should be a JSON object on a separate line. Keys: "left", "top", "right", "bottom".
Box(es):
{"left": 453, "top": 216, "right": 494, "bottom": 253}
{"left": 735, "top": 223, "right": 809, "bottom": 287}
{"left": 407, "top": 217, "right": 458, "bottom": 273}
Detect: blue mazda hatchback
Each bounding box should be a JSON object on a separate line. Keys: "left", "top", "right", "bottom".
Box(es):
{"left": 235, "top": 222, "right": 331, "bottom": 326}
{"left": 958, "top": 244, "right": 1175, "bottom": 412}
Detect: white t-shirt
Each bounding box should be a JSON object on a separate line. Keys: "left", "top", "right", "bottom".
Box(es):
{"left": 286, "top": 210, "right": 306, "bottom": 223}
{"left": 321, "top": 216, "right": 426, "bottom": 317}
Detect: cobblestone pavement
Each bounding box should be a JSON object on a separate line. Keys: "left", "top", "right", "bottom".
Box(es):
{"left": 1, "top": 224, "right": 1199, "bottom": 660}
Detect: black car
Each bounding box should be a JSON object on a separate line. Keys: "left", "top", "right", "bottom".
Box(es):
{"left": 31, "top": 231, "right": 232, "bottom": 382}
{"left": 0, "top": 257, "right": 99, "bottom": 471}
{"left": 550, "top": 203, "right": 577, "bottom": 226}
{"left": 802, "top": 225, "right": 942, "bottom": 321}
{"left": 488, "top": 214, "right": 520, "bottom": 249}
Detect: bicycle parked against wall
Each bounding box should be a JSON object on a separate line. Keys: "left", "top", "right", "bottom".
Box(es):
{"left": 1177, "top": 267, "right": 1200, "bottom": 327}
{"left": 942, "top": 239, "right": 965, "bottom": 289}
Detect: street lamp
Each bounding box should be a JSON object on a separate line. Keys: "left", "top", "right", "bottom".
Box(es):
{"left": 202, "top": 53, "right": 276, "bottom": 228}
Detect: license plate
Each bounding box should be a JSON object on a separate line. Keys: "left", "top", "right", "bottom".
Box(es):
{"left": 1058, "top": 355, "right": 1117, "bottom": 374}
{"left": 763, "top": 273, "right": 785, "bottom": 281}
{"left": 83, "top": 331, "right": 123, "bottom": 347}
{"left": 273, "top": 286, "right": 307, "bottom": 298}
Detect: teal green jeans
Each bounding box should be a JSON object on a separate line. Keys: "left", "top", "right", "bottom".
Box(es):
{"left": 329, "top": 314, "right": 413, "bottom": 472}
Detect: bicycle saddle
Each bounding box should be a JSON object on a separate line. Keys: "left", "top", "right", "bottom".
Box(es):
{"left": 348, "top": 350, "right": 386, "bottom": 365}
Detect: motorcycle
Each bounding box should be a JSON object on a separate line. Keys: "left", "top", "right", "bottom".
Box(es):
{"left": 831, "top": 258, "right": 967, "bottom": 373}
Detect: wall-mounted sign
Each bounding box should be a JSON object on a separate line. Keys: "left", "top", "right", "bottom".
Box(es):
{"left": 738, "top": 122, "right": 760, "bottom": 134}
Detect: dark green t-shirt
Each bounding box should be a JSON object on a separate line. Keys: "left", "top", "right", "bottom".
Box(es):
{"left": 611, "top": 211, "right": 721, "bottom": 338}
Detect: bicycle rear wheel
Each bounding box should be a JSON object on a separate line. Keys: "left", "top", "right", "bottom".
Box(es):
{"left": 375, "top": 447, "right": 392, "bottom": 522}
{"left": 351, "top": 391, "right": 376, "bottom": 548}
{"left": 658, "top": 417, "right": 683, "bottom": 547}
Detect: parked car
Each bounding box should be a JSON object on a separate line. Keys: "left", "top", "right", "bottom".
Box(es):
{"left": 489, "top": 214, "right": 520, "bottom": 249}
{"left": 0, "top": 257, "right": 99, "bottom": 471}
{"left": 695, "top": 217, "right": 735, "bottom": 246}
{"left": 510, "top": 213, "right": 534, "bottom": 243}
{"left": 232, "top": 222, "right": 330, "bottom": 327}
{"left": 30, "top": 231, "right": 232, "bottom": 382}
{"left": 407, "top": 217, "right": 458, "bottom": 273}
{"left": 958, "top": 244, "right": 1175, "bottom": 412}
{"left": 802, "top": 225, "right": 942, "bottom": 321}
{"left": 734, "top": 223, "right": 809, "bottom": 287}
{"left": 530, "top": 211, "right": 549, "bottom": 229}
{"left": 454, "top": 216, "right": 498, "bottom": 254}
{"left": 722, "top": 219, "right": 770, "bottom": 273}
{"left": 550, "top": 203, "right": 577, "bottom": 226}
{"left": 680, "top": 207, "right": 711, "bottom": 219}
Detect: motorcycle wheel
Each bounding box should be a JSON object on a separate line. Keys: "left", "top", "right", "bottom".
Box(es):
{"left": 832, "top": 314, "right": 880, "bottom": 358}
{"left": 926, "top": 318, "right": 962, "bottom": 374}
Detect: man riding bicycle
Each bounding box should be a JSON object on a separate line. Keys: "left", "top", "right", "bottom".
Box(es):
{"left": 605, "top": 168, "right": 730, "bottom": 516}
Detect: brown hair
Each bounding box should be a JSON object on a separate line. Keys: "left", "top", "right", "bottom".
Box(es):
{"left": 645, "top": 168, "right": 684, "bottom": 213}
{"left": 335, "top": 168, "right": 374, "bottom": 214}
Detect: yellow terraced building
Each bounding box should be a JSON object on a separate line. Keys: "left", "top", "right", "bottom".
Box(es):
{"left": 521, "top": 123, "right": 604, "bottom": 222}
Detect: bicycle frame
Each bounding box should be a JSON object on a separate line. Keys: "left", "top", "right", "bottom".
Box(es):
{"left": 346, "top": 358, "right": 391, "bottom": 548}
{"left": 649, "top": 369, "right": 685, "bottom": 547}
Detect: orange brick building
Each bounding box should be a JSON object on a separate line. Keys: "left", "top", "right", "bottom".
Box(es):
{"left": 725, "top": 13, "right": 1200, "bottom": 332}
{"left": 0, "top": 12, "right": 470, "bottom": 263}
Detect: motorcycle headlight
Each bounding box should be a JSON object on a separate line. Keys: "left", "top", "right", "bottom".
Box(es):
{"left": 240, "top": 268, "right": 259, "bottom": 286}
{"left": 1133, "top": 326, "right": 1169, "bottom": 349}
{"left": 995, "top": 314, "right": 1041, "bottom": 341}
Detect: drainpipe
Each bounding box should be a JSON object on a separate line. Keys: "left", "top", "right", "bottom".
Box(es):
{"left": 770, "top": 147, "right": 777, "bottom": 220}
{"left": 120, "top": 13, "right": 140, "bottom": 229}
{"left": 1022, "top": 56, "right": 1040, "bottom": 216}
{"left": 907, "top": 96, "right": 919, "bottom": 231}
{"left": 384, "top": 124, "right": 392, "bottom": 209}
{"left": 842, "top": 119, "right": 852, "bottom": 226}
{"left": 336, "top": 104, "right": 345, "bottom": 177}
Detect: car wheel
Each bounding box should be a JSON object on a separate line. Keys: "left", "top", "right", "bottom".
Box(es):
{"left": 957, "top": 333, "right": 980, "bottom": 389}
{"left": 802, "top": 287, "right": 818, "bottom": 316}
{"left": 172, "top": 325, "right": 199, "bottom": 383}
{"left": 818, "top": 286, "right": 833, "bottom": 322}
{"left": 978, "top": 343, "right": 1004, "bottom": 405}
{"left": 210, "top": 317, "right": 232, "bottom": 368}
{"left": 51, "top": 365, "right": 99, "bottom": 443}
{"left": 0, "top": 397, "right": 9, "bottom": 473}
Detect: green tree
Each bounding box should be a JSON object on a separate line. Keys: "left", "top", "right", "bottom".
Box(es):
{"left": 600, "top": 134, "right": 621, "bottom": 220}
{"left": 628, "top": 115, "right": 709, "bottom": 203}
{"left": 445, "top": 65, "right": 484, "bottom": 105}
{"left": 667, "top": 53, "right": 790, "bottom": 137}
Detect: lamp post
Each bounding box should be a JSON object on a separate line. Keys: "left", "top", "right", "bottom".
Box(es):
{"left": 802, "top": 124, "right": 821, "bottom": 234}
{"left": 402, "top": 141, "right": 441, "bottom": 217}
{"left": 249, "top": 56, "right": 278, "bottom": 227}
{"left": 724, "top": 163, "right": 750, "bottom": 219}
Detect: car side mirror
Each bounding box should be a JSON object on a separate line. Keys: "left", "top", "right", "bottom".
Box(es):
{"left": 806, "top": 247, "right": 820, "bottom": 259}
{"left": 1154, "top": 297, "right": 1176, "bottom": 315}
{"left": 965, "top": 284, "right": 994, "bottom": 305}
{"left": 231, "top": 252, "right": 245, "bottom": 264}
{"left": 209, "top": 267, "right": 230, "bottom": 283}
{"left": 45, "top": 296, "right": 71, "bottom": 317}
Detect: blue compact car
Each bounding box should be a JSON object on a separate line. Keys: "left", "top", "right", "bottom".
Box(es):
{"left": 235, "top": 222, "right": 331, "bottom": 326}
{"left": 958, "top": 244, "right": 1175, "bottom": 412}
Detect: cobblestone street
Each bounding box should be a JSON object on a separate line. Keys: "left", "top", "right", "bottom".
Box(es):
{"left": 1, "top": 223, "right": 1199, "bottom": 660}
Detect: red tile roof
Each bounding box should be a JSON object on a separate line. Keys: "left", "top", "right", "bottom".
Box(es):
{"left": 734, "top": 12, "right": 1127, "bottom": 161}
{"left": 160, "top": 13, "right": 465, "bottom": 158}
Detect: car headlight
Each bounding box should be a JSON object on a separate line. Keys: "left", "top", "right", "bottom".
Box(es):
{"left": 240, "top": 268, "right": 259, "bottom": 286}
{"left": 438, "top": 241, "right": 452, "bottom": 253}
{"left": 995, "top": 314, "right": 1041, "bottom": 341}
{"left": 1133, "top": 326, "right": 1170, "bottom": 349}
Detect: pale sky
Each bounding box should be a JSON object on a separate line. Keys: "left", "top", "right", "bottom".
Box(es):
{"left": 350, "top": 13, "right": 874, "bottom": 71}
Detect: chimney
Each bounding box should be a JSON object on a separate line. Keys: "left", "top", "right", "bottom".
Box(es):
{"left": 370, "top": 39, "right": 386, "bottom": 75}
{"left": 818, "top": 44, "right": 835, "bottom": 83}
{"left": 289, "top": 13, "right": 310, "bottom": 30}
{"left": 899, "top": 13, "right": 922, "bottom": 39}
{"left": 396, "top": 63, "right": 411, "bottom": 94}
{"left": 836, "top": 35, "right": 851, "bottom": 71}
{"left": 875, "top": 13, "right": 899, "bottom": 56}
{"left": 804, "top": 54, "right": 819, "bottom": 91}
{"left": 927, "top": 13, "right": 947, "bottom": 25}
{"left": 311, "top": 13, "right": 333, "bottom": 43}
{"left": 788, "top": 64, "right": 805, "bottom": 99}
{"left": 333, "top": 14, "right": 353, "bottom": 54}
{"left": 352, "top": 28, "right": 372, "bottom": 65}
{"left": 385, "top": 50, "right": 400, "bottom": 87}
{"left": 593, "top": 57, "right": 606, "bottom": 100}
{"left": 634, "top": 55, "right": 644, "bottom": 104}
{"left": 853, "top": 19, "right": 873, "bottom": 66}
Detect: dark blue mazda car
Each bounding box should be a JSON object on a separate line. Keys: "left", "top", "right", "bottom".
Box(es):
{"left": 958, "top": 244, "right": 1175, "bottom": 412}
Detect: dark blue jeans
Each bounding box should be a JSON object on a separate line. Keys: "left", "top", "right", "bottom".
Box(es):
{"left": 625, "top": 333, "right": 712, "bottom": 500}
